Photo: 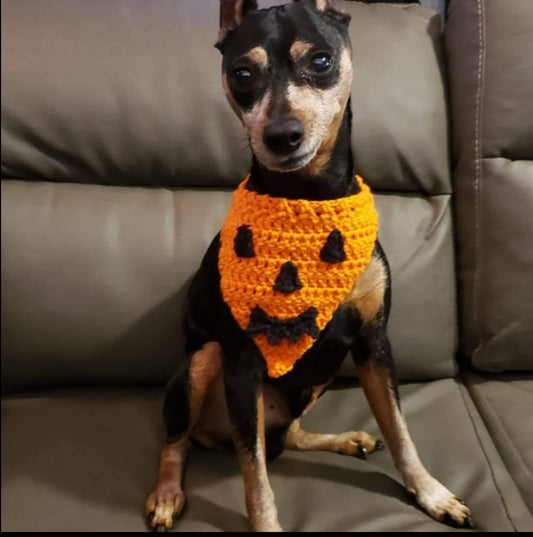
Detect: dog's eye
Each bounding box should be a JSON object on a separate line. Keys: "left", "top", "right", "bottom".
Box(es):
{"left": 309, "top": 53, "right": 332, "bottom": 73}
{"left": 232, "top": 67, "right": 253, "bottom": 85}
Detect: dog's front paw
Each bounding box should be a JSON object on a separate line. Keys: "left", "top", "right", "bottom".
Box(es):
{"left": 146, "top": 485, "right": 186, "bottom": 531}
{"left": 408, "top": 477, "right": 473, "bottom": 529}
{"left": 333, "top": 430, "right": 384, "bottom": 458}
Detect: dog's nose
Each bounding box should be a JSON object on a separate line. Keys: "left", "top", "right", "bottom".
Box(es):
{"left": 263, "top": 118, "right": 304, "bottom": 155}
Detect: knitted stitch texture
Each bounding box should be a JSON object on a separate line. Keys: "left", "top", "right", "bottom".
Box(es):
{"left": 219, "top": 175, "right": 378, "bottom": 378}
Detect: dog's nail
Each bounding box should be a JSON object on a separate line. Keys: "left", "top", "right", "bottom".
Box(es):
{"left": 355, "top": 445, "right": 367, "bottom": 459}
{"left": 374, "top": 439, "right": 385, "bottom": 451}
{"left": 465, "top": 517, "right": 475, "bottom": 529}
{"left": 155, "top": 524, "right": 167, "bottom": 532}
{"left": 147, "top": 511, "right": 155, "bottom": 522}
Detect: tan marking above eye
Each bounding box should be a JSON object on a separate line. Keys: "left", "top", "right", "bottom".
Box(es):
{"left": 290, "top": 40, "right": 313, "bottom": 62}
{"left": 245, "top": 46, "right": 269, "bottom": 70}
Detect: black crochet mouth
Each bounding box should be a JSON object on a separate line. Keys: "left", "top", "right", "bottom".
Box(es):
{"left": 246, "top": 306, "right": 320, "bottom": 345}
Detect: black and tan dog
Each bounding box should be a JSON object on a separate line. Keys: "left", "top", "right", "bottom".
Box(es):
{"left": 146, "top": 0, "right": 472, "bottom": 531}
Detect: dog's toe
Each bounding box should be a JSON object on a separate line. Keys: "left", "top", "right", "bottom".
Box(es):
{"left": 443, "top": 512, "right": 461, "bottom": 528}
{"left": 145, "top": 487, "right": 186, "bottom": 531}
{"left": 443, "top": 511, "right": 475, "bottom": 529}
{"left": 333, "top": 430, "right": 383, "bottom": 457}
{"left": 354, "top": 444, "right": 368, "bottom": 459}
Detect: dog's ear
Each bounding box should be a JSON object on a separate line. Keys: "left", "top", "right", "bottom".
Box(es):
{"left": 311, "top": 0, "right": 351, "bottom": 25}
{"left": 216, "top": 0, "right": 258, "bottom": 50}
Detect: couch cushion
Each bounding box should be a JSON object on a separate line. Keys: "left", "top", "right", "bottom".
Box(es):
{"left": 2, "top": 379, "right": 531, "bottom": 531}
{"left": 1, "top": 180, "right": 456, "bottom": 392}
{"left": 0, "top": 180, "right": 230, "bottom": 392}
{"left": 1, "top": 0, "right": 449, "bottom": 195}
{"left": 445, "top": 0, "right": 533, "bottom": 372}
{"left": 465, "top": 371, "right": 533, "bottom": 514}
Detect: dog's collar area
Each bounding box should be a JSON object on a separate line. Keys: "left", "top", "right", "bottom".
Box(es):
{"left": 244, "top": 166, "right": 362, "bottom": 201}
{"left": 218, "top": 175, "right": 378, "bottom": 378}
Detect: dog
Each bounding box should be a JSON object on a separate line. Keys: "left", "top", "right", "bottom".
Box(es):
{"left": 146, "top": 0, "right": 473, "bottom": 531}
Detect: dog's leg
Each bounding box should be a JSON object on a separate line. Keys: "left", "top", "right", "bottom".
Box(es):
{"left": 145, "top": 439, "right": 188, "bottom": 531}
{"left": 285, "top": 418, "right": 383, "bottom": 458}
{"left": 285, "top": 385, "right": 383, "bottom": 458}
{"left": 146, "top": 342, "right": 223, "bottom": 530}
{"left": 224, "top": 345, "right": 283, "bottom": 532}
{"left": 349, "top": 252, "right": 473, "bottom": 528}
{"left": 354, "top": 350, "right": 471, "bottom": 527}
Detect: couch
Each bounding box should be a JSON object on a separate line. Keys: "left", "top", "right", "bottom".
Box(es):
{"left": 2, "top": 0, "right": 532, "bottom": 531}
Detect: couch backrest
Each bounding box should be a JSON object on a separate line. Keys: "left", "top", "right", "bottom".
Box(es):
{"left": 446, "top": 0, "right": 533, "bottom": 373}
{"left": 1, "top": 0, "right": 455, "bottom": 392}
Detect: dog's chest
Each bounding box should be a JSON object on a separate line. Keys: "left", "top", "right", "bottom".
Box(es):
{"left": 218, "top": 176, "right": 378, "bottom": 378}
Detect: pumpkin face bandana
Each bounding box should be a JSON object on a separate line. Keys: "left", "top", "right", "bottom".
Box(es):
{"left": 218, "top": 175, "right": 378, "bottom": 378}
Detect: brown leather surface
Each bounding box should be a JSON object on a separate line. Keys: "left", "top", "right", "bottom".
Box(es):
{"left": 465, "top": 370, "right": 533, "bottom": 514}
{"left": 2, "top": 380, "right": 532, "bottom": 531}
{"left": 446, "top": 0, "right": 533, "bottom": 371}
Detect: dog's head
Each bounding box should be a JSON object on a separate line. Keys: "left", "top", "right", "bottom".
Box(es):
{"left": 216, "top": 0, "right": 353, "bottom": 174}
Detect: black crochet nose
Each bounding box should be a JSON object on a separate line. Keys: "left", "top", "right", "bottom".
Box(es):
{"left": 263, "top": 118, "right": 304, "bottom": 155}
{"left": 274, "top": 261, "right": 303, "bottom": 294}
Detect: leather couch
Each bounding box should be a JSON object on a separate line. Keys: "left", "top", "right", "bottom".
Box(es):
{"left": 2, "top": 0, "right": 532, "bottom": 531}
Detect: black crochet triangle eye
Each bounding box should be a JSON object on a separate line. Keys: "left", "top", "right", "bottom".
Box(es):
{"left": 234, "top": 225, "right": 255, "bottom": 258}
{"left": 274, "top": 261, "right": 303, "bottom": 294}
{"left": 320, "top": 229, "right": 346, "bottom": 263}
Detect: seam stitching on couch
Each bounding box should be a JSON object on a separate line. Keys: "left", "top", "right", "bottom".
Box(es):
{"left": 459, "top": 376, "right": 517, "bottom": 531}
{"left": 472, "top": 0, "right": 486, "bottom": 363}
{"left": 472, "top": 382, "right": 532, "bottom": 484}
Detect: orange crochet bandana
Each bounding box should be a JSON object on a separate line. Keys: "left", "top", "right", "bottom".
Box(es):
{"left": 218, "top": 175, "right": 378, "bottom": 378}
